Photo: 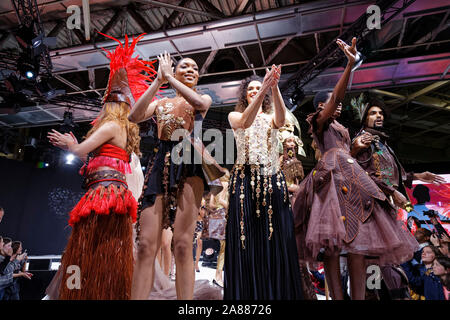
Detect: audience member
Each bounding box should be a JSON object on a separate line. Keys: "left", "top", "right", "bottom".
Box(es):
{"left": 402, "top": 245, "right": 445, "bottom": 300}
{"left": 433, "top": 256, "right": 450, "bottom": 300}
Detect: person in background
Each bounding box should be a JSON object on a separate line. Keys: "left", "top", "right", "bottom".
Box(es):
{"left": 432, "top": 256, "right": 450, "bottom": 300}
{"left": 0, "top": 239, "right": 29, "bottom": 300}
{"left": 402, "top": 245, "right": 445, "bottom": 300}
{"left": 194, "top": 205, "right": 206, "bottom": 273}
{"left": 0, "top": 207, "right": 4, "bottom": 224}
{"left": 3, "top": 241, "right": 30, "bottom": 300}
{"left": 412, "top": 228, "right": 432, "bottom": 264}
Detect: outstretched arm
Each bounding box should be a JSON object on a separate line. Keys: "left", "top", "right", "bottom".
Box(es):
{"left": 315, "top": 37, "right": 357, "bottom": 130}
{"left": 47, "top": 121, "right": 121, "bottom": 159}
{"left": 413, "top": 172, "right": 446, "bottom": 185}
{"left": 229, "top": 67, "right": 279, "bottom": 130}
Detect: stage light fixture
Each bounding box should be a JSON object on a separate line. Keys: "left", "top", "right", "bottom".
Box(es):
{"left": 66, "top": 153, "right": 75, "bottom": 165}
{"left": 17, "top": 53, "right": 40, "bottom": 81}
{"left": 60, "top": 111, "right": 77, "bottom": 133}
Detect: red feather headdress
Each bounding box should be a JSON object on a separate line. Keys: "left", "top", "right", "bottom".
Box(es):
{"left": 98, "top": 32, "right": 157, "bottom": 106}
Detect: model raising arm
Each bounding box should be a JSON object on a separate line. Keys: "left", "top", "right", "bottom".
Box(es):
{"left": 270, "top": 65, "right": 285, "bottom": 128}
{"left": 315, "top": 37, "right": 357, "bottom": 131}
{"left": 128, "top": 53, "right": 168, "bottom": 123}
{"left": 228, "top": 65, "right": 280, "bottom": 129}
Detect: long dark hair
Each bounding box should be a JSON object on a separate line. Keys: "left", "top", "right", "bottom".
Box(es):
{"left": 235, "top": 75, "right": 272, "bottom": 113}
{"left": 435, "top": 256, "right": 450, "bottom": 290}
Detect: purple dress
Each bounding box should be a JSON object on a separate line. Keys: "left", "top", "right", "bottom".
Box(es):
{"left": 293, "top": 110, "right": 418, "bottom": 264}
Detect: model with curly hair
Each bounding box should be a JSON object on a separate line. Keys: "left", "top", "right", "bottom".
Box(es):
{"left": 225, "top": 65, "right": 304, "bottom": 299}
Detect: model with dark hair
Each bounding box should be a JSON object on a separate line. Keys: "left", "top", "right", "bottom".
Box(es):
{"left": 225, "top": 65, "right": 303, "bottom": 300}
{"left": 351, "top": 98, "right": 444, "bottom": 207}
{"left": 350, "top": 95, "right": 444, "bottom": 300}
{"left": 48, "top": 34, "right": 150, "bottom": 299}
{"left": 128, "top": 52, "right": 224, "bottom": 300}
{"left": 292, "top": 38, "right": 418, "bottom": 300}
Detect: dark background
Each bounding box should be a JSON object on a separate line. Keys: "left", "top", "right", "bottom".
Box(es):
{"left": 0, "top": 157, "right": 83, "bottom": 255}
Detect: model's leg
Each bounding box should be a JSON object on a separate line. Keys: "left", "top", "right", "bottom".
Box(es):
{"left": 173, "top": 176, "right": 204, "bottom": 299}
{"left": 347, "top": 253, "right": 367, "bottom": 300}
{"left": 215, "top": 240, "right": 225, "bottom": 286}
{"left": 131, "top": 195, "right": 164, "bottom": 299}
{"left": 195, "top": 235, "right": 203, "bottom": 272}
{"left": 323, "top": 252, "right": 344, "bottom": 300}
{"left": 161, "top": 228, "right": 173, "bottom": 276}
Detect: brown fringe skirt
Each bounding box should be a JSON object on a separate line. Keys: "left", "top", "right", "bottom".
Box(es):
{"left": 58, "top": 212, "right": 133, "bottom": 300}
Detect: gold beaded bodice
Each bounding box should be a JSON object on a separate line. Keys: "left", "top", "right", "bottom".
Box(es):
{"left": 155, "top": 96, "right": 195, "bottom": 141}
{"left": 234, "top": 113, "right": 280, "bottom": 175}
{"left": 231, "top": 113, "right": 289, "bottom": 249}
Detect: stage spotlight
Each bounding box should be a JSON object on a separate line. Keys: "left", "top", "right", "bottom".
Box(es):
{"left": 44, "top": 163, "right": 49, "bottom": 167}
{"left": 142, "top": 166, "right": 146, "bottom": 171}
{"left": 17, "top": 53, "right": 40, "bottom": 81}
{"left": 66, "top": 153, "right": 75, "bottom": 165}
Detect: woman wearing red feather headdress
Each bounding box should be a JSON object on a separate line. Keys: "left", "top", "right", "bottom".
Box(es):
{"left": 47, "top": 33, "right": 155, "bottom": 300}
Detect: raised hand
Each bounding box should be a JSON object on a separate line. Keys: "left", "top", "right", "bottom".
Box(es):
{"left": 336, "top": 37, "right": 357, "bottom": 65}
{"left": 158, "top": 51, "right": 173, "bottom": 81}
{"left": 47, "top": 129, "right": 75, "bottom": 150}
{"left": 262, "top": 65, "right": 280, "bottom": 91}
{"left": 415, "top": 171, "right": 446, "bottom": 185}
{"left": 356, "top": 132, "right": 374, "bottom": 149}
{"left": 270, "top": 64, "right": 281, "bottom": 89}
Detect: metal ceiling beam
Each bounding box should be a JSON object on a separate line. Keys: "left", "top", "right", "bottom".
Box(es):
{"left": 127, "top": 2, "right": 154, "bottom": 33}
{"left": 410, "top": 122, "right": 450, "bottom": 138}
{"left": 264, "top": 36, "right": 294, "bottom": 66}
{"left": 396, "top": 17, "right": 408, "bottom": 51}
{"left": 426, "top": 10, "right": 450, "bottom": 50}
{"left": 88, "top": 68, "right": 102, "bottom": 98}
{"left": 72, "top": 28, "right": 86, "bottom": 44}
{"left": 54, "top": 74, "right": 86, "bottom": 96}
{"left": 101, "top": 9, "right": 126, "bottom": 35}
{"left": 199, "top": 49, "right": 218, "bottom": 75}
{"left": 281, "top": 0, "right": 416, "bottom": 96}
{"left": 137, "top": 0, "right": 223, "bottom": 20}
{"left": 390, "top": 80, "right": 450, "bottom": 111}
{"left": 196, "top": 0, "right": 225, "bottom": 19}
{"left": 165, "top": 0, "right": 194, "bottom": 28}
{"left": 236, "top": 46, "right": 255, "bottom": 75}
{"left": 370, "top": 89, "right": 406, "bottom": 100}
{"left": 413, "top": 9, "right": 450, "bottom": 46}
{"left": 47, "top": 20, "right": 65, "bottom": 38}
{"left": 233, "top": 0, "right": 256, "bottom": 16}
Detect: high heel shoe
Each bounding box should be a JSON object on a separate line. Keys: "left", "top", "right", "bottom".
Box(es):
{"left": 213, "top": 279, "right": 223, "bottom": 288}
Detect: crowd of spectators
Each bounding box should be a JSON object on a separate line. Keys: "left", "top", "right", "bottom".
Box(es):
{"left": 0, "top": 207, "right": 33, "bottom": 300}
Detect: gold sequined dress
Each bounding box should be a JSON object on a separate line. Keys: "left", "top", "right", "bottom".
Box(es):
{"left": 224, "top": 113, "right": 303, "bottom": 300}
{"left": 139, "top": 96, "right": 209, "bottom": 229}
